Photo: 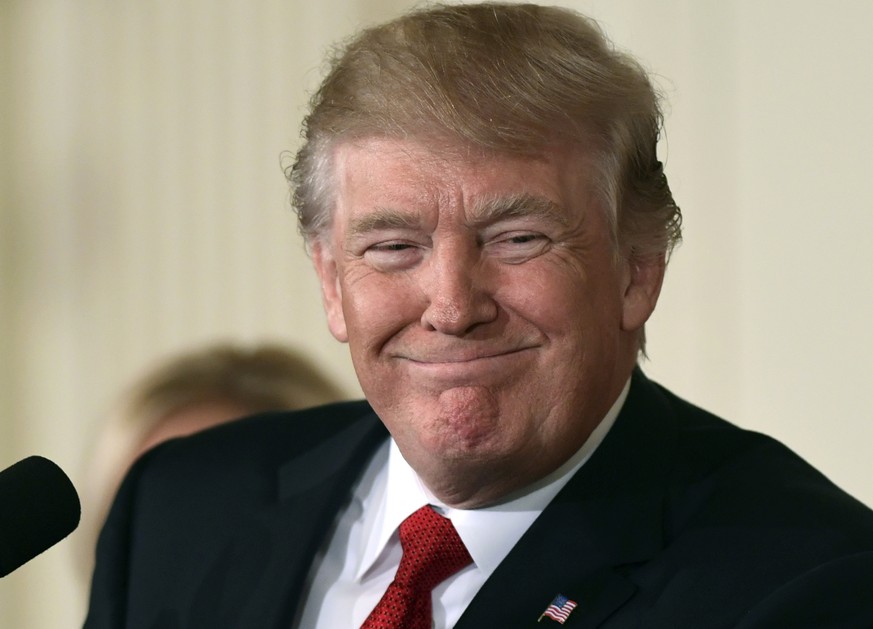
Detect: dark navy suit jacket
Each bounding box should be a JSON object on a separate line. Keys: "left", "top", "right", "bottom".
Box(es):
{"left": 84, "top": 370, "right": 873, "bottom": 628}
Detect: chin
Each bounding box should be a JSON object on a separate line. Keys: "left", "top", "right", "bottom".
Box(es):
{"left": 417, "top": 422, "right": 517, "bottom": 467}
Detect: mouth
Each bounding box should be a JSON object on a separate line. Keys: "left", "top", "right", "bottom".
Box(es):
{"left": 401, "top": 346, "right": 535, "bottom": 365}
{"left": 392, "top": 346, "right": 538, "bottom": 387}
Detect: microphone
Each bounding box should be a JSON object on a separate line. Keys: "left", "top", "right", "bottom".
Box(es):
{"left": 0, "top": 455, "right": 81, "bottom": 577}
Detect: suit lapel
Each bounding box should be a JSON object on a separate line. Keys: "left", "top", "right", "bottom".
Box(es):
{"left": 186, "top": 413, "right": 388, "bottom": 629}
{"left": 456, "top": 370, "right": 677, "bottom": 628}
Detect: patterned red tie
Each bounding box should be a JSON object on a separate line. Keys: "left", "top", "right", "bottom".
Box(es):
{"left": 361, "top": 505, "right": 472, "bottom": 629}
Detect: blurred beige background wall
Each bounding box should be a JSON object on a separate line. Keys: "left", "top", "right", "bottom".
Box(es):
{"left": 1, "top": 1, "right": 872, "bottom": 627}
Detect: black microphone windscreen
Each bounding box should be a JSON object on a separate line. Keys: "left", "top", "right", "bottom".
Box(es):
{"left": 0, "top": 455, "right": 81, "bottom": 577}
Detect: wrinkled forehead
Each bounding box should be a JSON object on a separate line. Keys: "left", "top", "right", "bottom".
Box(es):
{"left": 332, "top": 137, "right": 590, "bottom": 202}
{"left": 327, "top": 135, "right": 600, "bottom": 229}
{"left": 332, "top": 133, "right": 540, "bottom": 179}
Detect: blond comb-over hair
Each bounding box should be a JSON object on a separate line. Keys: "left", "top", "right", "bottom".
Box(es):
{"left": 287, "top": 2, "right": 681, "bottom": 261}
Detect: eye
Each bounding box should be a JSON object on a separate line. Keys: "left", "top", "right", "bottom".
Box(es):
{"left": 363, "top": 241, "right": 423, "bottom": 271}
{"left": 373, "top": 242, "right": 412, "bottom": 251}
{"left": 506, "top": 234, "right": 541, "bottom": 244}
{"left": 486, "top": 232, "right": 550, "bottom": 263}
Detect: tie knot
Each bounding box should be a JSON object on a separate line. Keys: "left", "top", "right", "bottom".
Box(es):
{"left": 396, "top": 505, "right": 472, "bottom": 590}
{"left": 361, "top": 506, "right": 472, "bottom": 629}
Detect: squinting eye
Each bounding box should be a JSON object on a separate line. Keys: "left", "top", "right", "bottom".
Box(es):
{"left": 363, "top": 241, "right": 423, "bottom": 270}
{"left": 498, "top": 232, "right": 547, "bottom": 247}
{"left": 507, "top": 234, "right": 540, "bottom": 244}
{"left": 487, "top": 232, "right": 550, "bottom": 263}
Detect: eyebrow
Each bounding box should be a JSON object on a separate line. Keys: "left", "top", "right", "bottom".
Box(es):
{"left": 345, "top": 192, "right": 569, "bottom": 238}
{"left": 347, "top": 208, "right": 423, "bottom": 237}
{"left": 469, "top": 193, "right": 570, "bottom": 228}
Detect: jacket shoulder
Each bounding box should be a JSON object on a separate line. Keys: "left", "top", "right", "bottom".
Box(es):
{"left": 84, "top": 400, "right": 382, "bottom": 628}
{"left": 643, "top": 375, "right": 873, "bottom": 527}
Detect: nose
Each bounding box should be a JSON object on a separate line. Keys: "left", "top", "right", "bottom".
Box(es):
{"left": 419, "top": 243, "right": 498, "bottom": 335}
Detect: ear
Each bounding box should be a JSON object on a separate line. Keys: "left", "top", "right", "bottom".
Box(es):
{"left": 620, "top": 253, "right": 666, "bottom": 332}
{"left": 311, "top": 239, "right": 349, "bottom": 343}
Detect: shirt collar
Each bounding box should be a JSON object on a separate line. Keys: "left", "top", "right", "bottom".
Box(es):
{"left": 355, "top": 378, "right": 630, "bottom": 580}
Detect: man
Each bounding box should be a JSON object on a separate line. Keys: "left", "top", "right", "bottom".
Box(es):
{"left": 85, "top": 4, "right": 873, "bottom": 628}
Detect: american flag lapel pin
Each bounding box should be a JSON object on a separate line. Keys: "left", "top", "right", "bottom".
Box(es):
{"left": 538, "top": 594, "right": 578, "bottom": 624}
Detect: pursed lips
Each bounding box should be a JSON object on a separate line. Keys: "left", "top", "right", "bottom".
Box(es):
{"left": 395, "top": 346, "right": 536, "bottom": 364}
{"left": 391, "top": 347, "right": 536, "bottom": 387}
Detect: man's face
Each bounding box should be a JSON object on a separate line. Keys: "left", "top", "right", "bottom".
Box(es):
{"left": 313, "top": 137, "right": 662, "bottom": 507}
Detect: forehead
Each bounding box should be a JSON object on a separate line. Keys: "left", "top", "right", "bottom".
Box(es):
{"left": 330, "top": 137, "right": 597, "bottom": 226}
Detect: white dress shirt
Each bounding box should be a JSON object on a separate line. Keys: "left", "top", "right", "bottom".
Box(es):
{"left": 294, "top": 380, "right": 629, "bottom": 629}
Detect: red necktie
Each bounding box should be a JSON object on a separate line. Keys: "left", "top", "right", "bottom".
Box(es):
{"left": 361, "top": 505, "right": 472, "bottom": 629}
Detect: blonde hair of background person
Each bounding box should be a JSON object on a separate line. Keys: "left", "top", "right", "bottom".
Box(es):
{"left": 77, "top": 342, "right": 345, "bottom": 584}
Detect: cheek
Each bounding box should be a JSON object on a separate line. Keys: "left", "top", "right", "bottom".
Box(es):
{"left": 552, "top": 256, "right": 624, "bottom": 320}
{"left": 341, "top": 272, "right": 423, "bottom": 351}
{"left": 498, "top": 263, "right": 605, "bottom": 333}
